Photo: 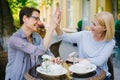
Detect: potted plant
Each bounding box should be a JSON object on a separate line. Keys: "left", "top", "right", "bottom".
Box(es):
{"left": 77, "top": 20, "right": 82, "bottom": 32}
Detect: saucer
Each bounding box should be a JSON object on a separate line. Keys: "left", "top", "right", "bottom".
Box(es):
{"left": 69, "top": 63, "right": 97, "bottom": 74}
{"left": 36, "top": 66, "right": 67, "bottom": 76}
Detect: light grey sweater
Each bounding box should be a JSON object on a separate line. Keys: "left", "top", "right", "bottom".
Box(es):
{"left": 57, "top": 30, "right": 115, "bottom": 76}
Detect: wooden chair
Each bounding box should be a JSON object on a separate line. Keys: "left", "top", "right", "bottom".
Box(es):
{"left": 107, "top": 55, "right": 114, "bottom": 80}
{"left": 49, "top": 40, "right": 62, "bottom": 57}
{"left": 0, "top": 51, "right": 8, "bottom": 80}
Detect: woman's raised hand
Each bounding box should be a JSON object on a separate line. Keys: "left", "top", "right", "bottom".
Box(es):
{"left": 50, "top": 7, "right": 61, "bottom": 30}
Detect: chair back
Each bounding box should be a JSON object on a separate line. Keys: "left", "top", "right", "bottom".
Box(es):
{"left": 0, "top": 51, "right": 8, "bottom": 80}
{"left": 107, "top": 55, "right": 114, "bottom": 80}
{"left": 50, "top": 40, "right": 62, "bottom": 57}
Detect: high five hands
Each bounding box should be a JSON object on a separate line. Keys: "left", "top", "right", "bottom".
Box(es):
{"left": 50, "top": 7, "right": 61, "bottom": 30}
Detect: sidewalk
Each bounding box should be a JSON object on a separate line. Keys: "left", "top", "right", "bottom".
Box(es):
{"left": 51, "top": 32, "right": 120, "bottom": 80}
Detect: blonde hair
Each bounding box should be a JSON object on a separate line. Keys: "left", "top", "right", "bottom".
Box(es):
{"left": 94, "top": 12, "right": 114, "bottom": 41}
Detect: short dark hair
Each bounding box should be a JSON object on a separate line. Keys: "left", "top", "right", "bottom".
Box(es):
{"left": 19, "top": 7, "right": 40, "bottom": 26}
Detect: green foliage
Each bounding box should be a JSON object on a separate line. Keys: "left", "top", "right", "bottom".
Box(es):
{"left": 77, "top": 20, "right": 82, "bottom": 31}
{"left": 77, "top": 20, "right": 82, "bottom": 28}
{"left": 8, "top": 0, "right": 38, "bottom": 30}
{"left": 26, "top": 0, "right": 38, "bottom": 7}
{"left": 115, "top": 20, "right": 120, "bottom": 31}
{"left": 118, "top": 0, "right": 120, "bottom": 14}
{"left": 46, "top": 0, "right": 53, "bottom": 6}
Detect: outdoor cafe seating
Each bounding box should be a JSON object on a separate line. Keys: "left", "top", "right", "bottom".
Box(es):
{"left": 0, "top": 37, "right": 114, "bottom": 80}
{"left": 24, "top": 40, "right": 114, "bottom": 80}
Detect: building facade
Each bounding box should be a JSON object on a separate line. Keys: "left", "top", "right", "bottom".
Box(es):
{"left": 38, "top": 0, "right": 119, "bottom": 31}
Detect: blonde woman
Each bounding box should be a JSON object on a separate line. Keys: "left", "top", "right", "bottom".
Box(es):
{"left": 56, "top": 12, "right": 115, "bottom": 80}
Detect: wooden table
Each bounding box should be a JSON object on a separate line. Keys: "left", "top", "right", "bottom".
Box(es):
{"left": 24, "top": 62, "right": 106, "bottom": 80}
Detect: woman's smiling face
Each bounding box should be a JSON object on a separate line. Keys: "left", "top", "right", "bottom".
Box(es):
{"left": 25, "top": 11, "right": 41, "bottom": 32}
{"left": 91, "top": 18, "right": 106, "bottom": 35}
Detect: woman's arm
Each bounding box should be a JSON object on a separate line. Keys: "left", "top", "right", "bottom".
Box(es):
{"left": 9, "top": 36, "right": 46, "bottom": 56}
{"left": 43, "top": 7, "right": 61, "bottom": 50}
{"left": 88, "top": 40, "right": 115, "bottom": 66}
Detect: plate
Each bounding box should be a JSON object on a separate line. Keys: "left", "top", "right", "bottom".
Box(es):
{"left": 36, "top": 66, "right": 67, "bottom": 76}
{"left": 69, "top": 63, "right": 97, "bottom": 74}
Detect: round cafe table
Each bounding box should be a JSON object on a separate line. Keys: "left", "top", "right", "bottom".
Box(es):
{"left": 24, "top": 62, "right": 106, "bottom": 80}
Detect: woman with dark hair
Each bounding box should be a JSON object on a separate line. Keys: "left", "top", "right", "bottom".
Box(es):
{"left": 5, "top": 7, "right": 61, "bottom": 80}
